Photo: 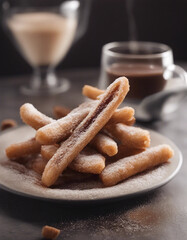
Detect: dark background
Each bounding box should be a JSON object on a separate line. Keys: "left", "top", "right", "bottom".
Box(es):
{"left": 0, "top": 0, "right": 187, "bottom": 77}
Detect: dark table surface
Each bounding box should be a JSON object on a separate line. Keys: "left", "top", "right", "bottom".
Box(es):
{"left": 0, "top": 68, "right": 187, "bottom": 240}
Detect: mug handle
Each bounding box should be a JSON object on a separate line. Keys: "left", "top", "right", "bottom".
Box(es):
{"left": 137, "top": 64, "right": 187, "bottom": 121}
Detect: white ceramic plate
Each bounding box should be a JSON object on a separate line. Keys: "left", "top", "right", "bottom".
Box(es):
{"left": 0, "top": 126, "right": 183, "bottom": 203}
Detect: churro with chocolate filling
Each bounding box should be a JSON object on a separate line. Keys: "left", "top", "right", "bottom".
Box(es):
{"left": 100, "top": 144, "right": 174, "bottom": 186}
{"left": 42, "top": 77, "right": 129, "bottom": 186}
{"left": 41, "top": 145, "right": 105, "bottom": 174}
{"left": 83, "top": 85, "right": 135, "bottom": 125}
{"left": 36, "top": 102, "right": 93, "bottom": 145}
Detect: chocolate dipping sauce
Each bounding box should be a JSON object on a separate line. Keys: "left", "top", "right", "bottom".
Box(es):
{"left": 107, "top": 63, "right": 166, "bottom": 99}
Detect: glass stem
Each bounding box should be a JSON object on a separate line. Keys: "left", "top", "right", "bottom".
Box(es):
{"left": 32, "top": 66, "right": 57, "bottom": 90}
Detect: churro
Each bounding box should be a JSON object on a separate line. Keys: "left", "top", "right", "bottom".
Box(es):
{"left": 42, "top": 225, "right": 60, "bottom": 240}
{"left": 100, "top": 144, "right": 174, "bottom": 186}
{"left": 90, "top": 133, "right": 118, "bottom": 156}
{"left": 105, "top": 123, "right": 150, "bottom": 149}
{"left": 6, "top": 138, "right": 41, "bottom": 160}
{"left": 41, "top": 145, "right": 105, "bottom": 174}
{"left": 21, "top": 97, "right": 134, "bottom": 147}
{"left": 4, "top": 75, "right": 175, "bottom": 189}
{"left": 108, "top": 144, "right": 144, "bottom": 162}
{"left": 42, "top": 77, "right": 129, "bottom": 186}
{"left": 82, "top": 85, "right": 104, "bottom": 100}
{"left": 53, "top": 105, "right": 71, "bottom": 119}
{"left": 36, "top": 105, "right": 135, "bottom": 145}
{"left": 69, "top": 147, "right": 105, "bottom": 174}
{"left": 83, "top": 85, "right": 135, "bottom": 125}
{"left": 20, "top": 103, "right": 54, "bottom": 130}
{"left": 108, "top": 107, "right": 135, "bottom": 125}
{"left": 1, "top": 119, "right": 17, "bottom": 131}
{"left": 36, "top": 102, "right": 93, "bottom": 145}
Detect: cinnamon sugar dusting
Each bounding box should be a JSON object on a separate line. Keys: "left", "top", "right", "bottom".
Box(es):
{"left": 0, "top": 77, "right": 180, "bottom": 200}
{"left": 0, "top": 154, "right": 173, "bottom": 200}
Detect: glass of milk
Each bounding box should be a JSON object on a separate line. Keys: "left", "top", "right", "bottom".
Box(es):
{"left": 3, "top": 0, "right": 80, "bottom": 95}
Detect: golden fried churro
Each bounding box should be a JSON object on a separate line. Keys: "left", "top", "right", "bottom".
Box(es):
{"left": 36, "top": 105, "right": 134, "bottom": 145}
{"left": 100, "top": 144, "right": 174, "bottom": 186}
{"left": 42, "top": 225, "right": 60, "bottom": 240}
{"left": 108, "top": 107, "right": 135, "bottom": 125}
{"left": 1, "top": 119, "right": 17, "bottom": 131}
{"left": 6, "top": 138, "right": 41, "bottom": 160}
{"left": 105, "top": 123, "right": 150, "bottom": 149}
{"left": 69, "top": 147, "right": 105, "bottom": 174}
{"left": 53, "top": 105, "right": 71, "bottom": 119}
{"left": 20, "top": 103, "right": 54, "bottom": 130}
{"left": 36, "top": 102, "right": 93, "bottom": 145}
{"left": 42, "top": 77, "right": 129, "bottom": 186}
{"left": 41, "top": 145, "right": 105, "bottom": 174}
{"left": 108, "top": 144, "right": 144, "bottom": 162}
{"left": 90, "top": 133, "right": 118, "bottom": 156}
{"left": 82, "top": 85, "right": 104, "bottom": 100}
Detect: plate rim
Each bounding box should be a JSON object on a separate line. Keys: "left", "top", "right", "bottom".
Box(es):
{"left": 0, "top": 125, "right": 183, "bottom": 203}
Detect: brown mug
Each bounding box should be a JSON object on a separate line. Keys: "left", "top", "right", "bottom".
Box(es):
{"left": 99, "top": 42, "right": 187, "bottom": 101}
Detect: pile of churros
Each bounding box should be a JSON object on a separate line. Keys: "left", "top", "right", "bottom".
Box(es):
{"left": 5, "top": 77, "right": 174, "bottom": 188}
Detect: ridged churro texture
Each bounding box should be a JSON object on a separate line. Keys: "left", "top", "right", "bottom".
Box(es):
{"left": 100, "top": 144, "right": 174, "bottom": 186}
{"left": 42, "top": 77, "right": 129, "bottom": 186}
